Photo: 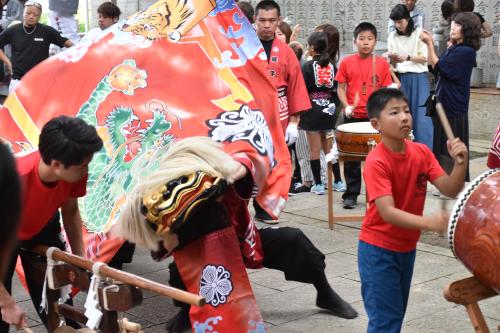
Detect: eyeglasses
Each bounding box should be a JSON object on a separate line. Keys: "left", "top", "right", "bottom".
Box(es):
{"left": 24, "top": 1, "right": 42, "bottom": 10}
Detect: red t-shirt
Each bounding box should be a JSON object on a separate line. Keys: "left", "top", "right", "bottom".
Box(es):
{"left": 267, "top": 38, "right": 311, "bottom": 132}
{"left": 335, "top": 54, "right": 392, "bottom": 119}
{"left": 16, "top": 151, "right": 87, "bottom": 240}
{"left": 487, "top": 121, "right": 500, "bottom": 169}
{"left": 360, "top": 141, "right": 445, "bottom": 252}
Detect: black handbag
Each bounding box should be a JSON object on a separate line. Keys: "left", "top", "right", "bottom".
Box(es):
{"left": 424, "top": 92, "right": 437, "bottom": 117}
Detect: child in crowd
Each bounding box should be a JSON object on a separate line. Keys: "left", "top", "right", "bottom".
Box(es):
{"left": 300, "top": 31, "right": 345, "bottom": 194}
{"left": 359, "top": 88, "right": 467, "bottom": 332}
{"left": 335, "top": 22, "right": 394, "bottom": 209}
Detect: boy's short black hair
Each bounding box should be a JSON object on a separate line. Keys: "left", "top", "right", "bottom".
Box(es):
{"left": 39, "top": 116, "right": 103, "bottom": 167}
{"left": 97, "top": 1, "right": 121, "bottom": 19}
{"left": 255, "top": 0, "right": 280, "bottom": 17}
{"left": 353, "top": 22, "right": 377, "bottom": 39}
{"left": 367, "top": 88, "right": 409, "bottom": 119}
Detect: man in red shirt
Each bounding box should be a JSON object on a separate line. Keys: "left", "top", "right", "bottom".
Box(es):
{"left": 359, "top": 88, "right": 467, "bottom": 332}
{"left": 0, "top": 116, "right": 102, "bottom": 332}
{"left": 252, "top": 0, "right": 311, "bottom": 223}
{"left": 335, "top": 22, "right": 394, "bottom": 209}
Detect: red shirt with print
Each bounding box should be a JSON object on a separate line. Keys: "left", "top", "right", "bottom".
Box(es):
{"left": 16, "top": 151, "right": 87, "bottom": 240}
{"left": 360, "top": 141, "right": 445, "bottom": 252}
{"left": 335, "top": 54, "right": 392, "bottom": 119}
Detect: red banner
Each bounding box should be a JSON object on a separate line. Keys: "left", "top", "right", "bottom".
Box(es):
{"left": 0, "top": 0, "right": 291, "bottom": 263}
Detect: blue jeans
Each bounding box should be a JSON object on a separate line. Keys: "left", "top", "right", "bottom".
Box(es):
{"left": 358, "top": 240, "right": 416, "bottom": 333}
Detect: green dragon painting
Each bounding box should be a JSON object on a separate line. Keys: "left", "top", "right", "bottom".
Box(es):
{"left": 76, "top": 59, "right": 175, "bottom": 234}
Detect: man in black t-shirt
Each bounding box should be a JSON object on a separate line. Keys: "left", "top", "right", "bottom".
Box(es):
{"left": 0, "top": 1, "right": 73, "bottom": 92}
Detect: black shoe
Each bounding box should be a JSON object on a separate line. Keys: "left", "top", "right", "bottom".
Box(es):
{"left": 316, "top": 297, "right": 358, "bottom": 319}
{"left": 254, "top": 200, "right": 279, "bottom": 224}
{"left": 166, "top": 308, "right": 191, "bottom": 333}
{"left": 342, "top": 197, "right": 357, "bottom": 209}
{"left": 289, "top": 182, "right": 310, "bottom": 195}
{"left": 254, "top": 210, "right": 279, "bottom": 224}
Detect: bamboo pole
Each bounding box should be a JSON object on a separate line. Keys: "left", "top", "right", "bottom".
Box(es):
{"left": 31, "top": 245, "right": 205, "bottom": 307}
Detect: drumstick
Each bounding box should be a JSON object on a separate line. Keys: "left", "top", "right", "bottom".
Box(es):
{"left": 435, "top": 103, "right": 464, "bottom": 165}
{"left": 353, "top": 91, "right": 360, "bottom": 109}
{"left": 389, "top": 64, "right": 401, "bottom": 87}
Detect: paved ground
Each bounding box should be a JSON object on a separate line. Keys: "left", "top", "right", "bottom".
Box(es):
{"left": 10, "top": 142, "right": 500, "bottom": 332}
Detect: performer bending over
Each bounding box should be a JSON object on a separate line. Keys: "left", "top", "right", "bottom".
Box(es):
{"left": 116, "top": 137, "right": 357, "bottom": 333}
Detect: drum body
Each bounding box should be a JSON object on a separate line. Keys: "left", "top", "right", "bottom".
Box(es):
{"left": 448, "top": 169, "right": 500, "bottom": 293}
{"left": 335, "top": 122, "right": 381, "bottom": 156}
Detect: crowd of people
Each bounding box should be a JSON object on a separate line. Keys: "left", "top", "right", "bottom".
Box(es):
{"left": 0, "top": 0, "right": 498, "bottom": 333}
{"left": 0, "top": 0, "right": 121, "bottom": 95}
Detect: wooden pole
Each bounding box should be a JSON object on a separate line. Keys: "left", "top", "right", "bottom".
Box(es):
{"left": 327, "top": 135, "right": 334, "bottom": 230}
{"left": 31, "top": 245, "right": 205, "bottom": 307}
{"left": 435, "top": 102, "right": 464, "bottom": 165}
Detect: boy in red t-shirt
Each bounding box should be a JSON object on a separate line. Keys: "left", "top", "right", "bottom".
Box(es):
{"left": 359, "top": 88, "right": 467, "bottom": 332}
{"left": 0, "top": 116, "right": 102, "bottom": 331}
{"left": 335, "top": 22, "right": 394, "bottom": 209}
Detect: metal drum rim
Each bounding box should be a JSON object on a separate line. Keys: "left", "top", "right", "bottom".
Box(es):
{"left": 447, "top": 168, "right": 500, "bottom": 257}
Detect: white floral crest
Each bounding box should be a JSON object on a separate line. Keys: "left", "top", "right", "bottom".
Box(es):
{"left": 199, "top": 265, "right": 233, "bottom": 307}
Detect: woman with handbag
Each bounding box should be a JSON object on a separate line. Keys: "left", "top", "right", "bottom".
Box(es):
{"left": 420, "top": 12, "right": 481, "bottom": 182}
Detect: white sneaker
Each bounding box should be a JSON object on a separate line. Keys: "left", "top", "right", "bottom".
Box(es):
{"left": 311, "top": 183, "right": 325, "bottom": 195}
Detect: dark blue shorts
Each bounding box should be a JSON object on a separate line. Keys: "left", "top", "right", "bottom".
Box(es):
{"left": 358, "top": 240, "right": 416, "bottom": 333}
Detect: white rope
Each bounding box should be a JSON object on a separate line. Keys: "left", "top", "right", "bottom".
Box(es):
{"left": 45, "top": 247, "right": 59, "bottom": 265}
{"left": 91, "top": 262, "right": 106, "bottom": 277}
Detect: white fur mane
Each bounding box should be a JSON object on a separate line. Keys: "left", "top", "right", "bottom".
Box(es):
{"left": 114, "top": 136, "right": 242, "bottom": 250}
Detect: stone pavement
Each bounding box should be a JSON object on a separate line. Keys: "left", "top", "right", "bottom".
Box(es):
{"left": 10, "top": 146, "right": 500, "bottom": 332}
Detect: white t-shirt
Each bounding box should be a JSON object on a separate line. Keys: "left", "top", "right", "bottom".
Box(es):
{"left": 387, "top": 27, "right": 428, "bottom": 74}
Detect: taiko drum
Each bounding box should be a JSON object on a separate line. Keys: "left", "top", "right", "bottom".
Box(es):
{"left": 335, "top": 122, "right": 381, "bottom": 156}
{"left": 448, "top": 168, "right": 500, "bottom": 293}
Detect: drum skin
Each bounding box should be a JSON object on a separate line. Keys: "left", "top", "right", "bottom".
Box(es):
{"left": 448, "top": 169, "right": 500, "bottom": 293}
{"left": 335, "top": 122, "right": 381, "bottom": 156}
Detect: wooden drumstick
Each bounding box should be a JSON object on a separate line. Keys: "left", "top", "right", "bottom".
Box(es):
{"left": 389, "top": 64, "right": 401, "bottom": 88}
{"left": 435, "top": 103, "right": 464, "bottom": 165}
{"left": 327, "top": 135, "right": 334, "bottom": 229}
{"left": 353, "top": 91, "right": 360, "bottom": 110}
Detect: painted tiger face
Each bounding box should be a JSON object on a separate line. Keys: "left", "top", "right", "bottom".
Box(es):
{"left": 120, "top": 0, "right": 216, "bottom": 42}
